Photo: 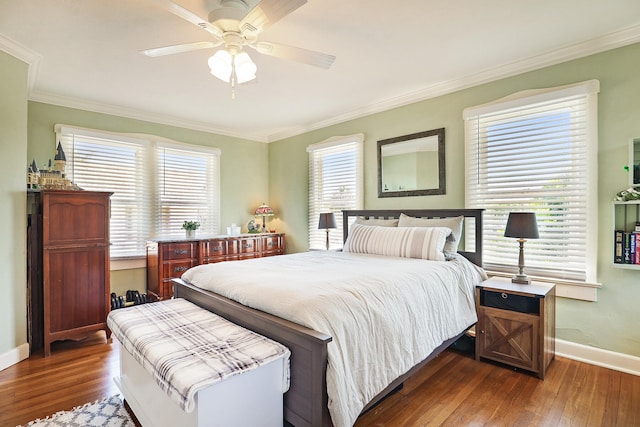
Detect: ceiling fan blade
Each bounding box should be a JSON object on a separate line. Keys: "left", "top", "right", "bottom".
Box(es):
{"left": 149, "top": 0, "right": 223, "bottom": 39}
{"left": 253, "top": 41, "right": 335, "bottom": 69}
{"left": 240, "top": 0, "right": 306, "bottom": 35}
{"left": 141, "top": 41, "right": 221, "bottom": 57}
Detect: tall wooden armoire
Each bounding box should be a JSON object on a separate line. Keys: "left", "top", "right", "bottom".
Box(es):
{"left": 27, "top": 190, "right": 112, "bottom": 356}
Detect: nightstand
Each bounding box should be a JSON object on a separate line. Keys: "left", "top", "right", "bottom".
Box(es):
{"left": 475, "top": 277, "right": 556, "bottom": 379}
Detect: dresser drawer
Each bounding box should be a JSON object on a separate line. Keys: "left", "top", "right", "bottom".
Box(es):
{"left": 201, "top": 239, "right": 228, "bottom": 257}
{"left": 262, "top": 235, "right": 284, "bottom": 255}
{"left": 237, "top": 237, "right": 259, "bottom": 255}
{"left": 162, "top": 242, "right": 197, "bottom": 260}
{"left": 480, "top": 289, "right": 540, "bottom": 315}
{"left": 163, "top": 260, "right": 196, "bottom": 278}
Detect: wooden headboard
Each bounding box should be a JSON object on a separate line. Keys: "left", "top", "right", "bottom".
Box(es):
{"left": 342, "top": 209, "right": 484, "bottom": 267}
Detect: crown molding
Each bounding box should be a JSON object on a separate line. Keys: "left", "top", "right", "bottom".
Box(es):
{"left": 0, "top": 33, "right": 41, "bottom": 95}
{"left": 267, "top": 23, "right": 640, "bottom": 142}
{"left": 28, "top": 90, "right": 269, "bottom": 143}
{"left": 3, "top": 24, "right": 640, "bottom": 143}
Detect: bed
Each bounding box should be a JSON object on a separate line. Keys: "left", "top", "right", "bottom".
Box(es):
{"left": 172, "top": 208, "right": 484, "bottom": 427}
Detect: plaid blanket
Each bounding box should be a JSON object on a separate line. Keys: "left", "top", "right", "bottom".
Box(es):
{"left": 107, "top": 298, "right": 290, "bottom": 413}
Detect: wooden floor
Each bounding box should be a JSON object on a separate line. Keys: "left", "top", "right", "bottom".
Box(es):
{"left": 1, "top": 333, "right": 639, "bottom": 427}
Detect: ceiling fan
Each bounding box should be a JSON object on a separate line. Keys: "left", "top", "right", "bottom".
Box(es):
{"left": 143, "top": 0, "right": 335, "bottom": 95}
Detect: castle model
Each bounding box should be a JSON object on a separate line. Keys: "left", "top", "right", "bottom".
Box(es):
{"left": 27, "top": 142, "right": 81, "bottom": 190}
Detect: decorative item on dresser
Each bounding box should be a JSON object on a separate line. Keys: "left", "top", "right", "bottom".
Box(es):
{"left": 254, "top": 203, "right": 275, "bottom": 232}
{"left": 475, "top": 276, "right": 555, "bottom": 379}
{"left": 146, "top": 233, "right": 285, "bottom": 300}
{"left": 182, "top": 220, "right": 200, "bottom": 238}
{"left": 27, "top": 190, "right": 112, "bottom": 356}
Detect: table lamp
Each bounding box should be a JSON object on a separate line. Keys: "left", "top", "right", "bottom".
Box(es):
{"left": 504, "top": 212, "right": 539, "bottom": 284}
{"left": 318, "top": 212, "right": 337, "bottom": 250}
{"left": 254, "top": 203, "right": 274, "bottom": 232}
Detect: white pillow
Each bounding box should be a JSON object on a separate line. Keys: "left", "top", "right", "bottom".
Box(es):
{"left": 354, "top": 217, "right": 399, "bottom": 227}
{"left": 343, "top": 223, "right": 451, "bottom": 261}
{"left": 397, "top": 213, "right": 464, "bottom": 256}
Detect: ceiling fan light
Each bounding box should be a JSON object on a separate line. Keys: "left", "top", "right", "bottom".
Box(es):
{"left": 234, "top": 52, "right": 257, "bottom": 84}
{"left": 208, "top": 50, "right": 233, "bottom": 82}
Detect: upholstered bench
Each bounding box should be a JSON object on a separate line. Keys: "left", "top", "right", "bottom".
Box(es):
{"left": 107, "top": 298, "right": 290, "bottom": 427}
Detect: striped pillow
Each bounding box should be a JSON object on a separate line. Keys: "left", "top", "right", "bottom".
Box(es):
{"left": 398, "top": 213, "right": 464, "bottom": 256}
{"left": 343, "top": 224, "right": 451, "bottom": 261}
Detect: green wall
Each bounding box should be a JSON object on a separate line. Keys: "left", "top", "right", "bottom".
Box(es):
{"left": 269, "top": 42, "right": 640, "bottom": 357}
{"left": 0, "top": 50, "right": 28, "bottom": 355}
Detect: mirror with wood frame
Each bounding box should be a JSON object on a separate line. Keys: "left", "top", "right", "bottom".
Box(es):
{"left": 377, "top": 128, "right": 445, "bottom": 197}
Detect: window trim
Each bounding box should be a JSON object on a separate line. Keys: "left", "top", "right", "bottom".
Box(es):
{"left": 307, "top": 133, "right": 364, "bottom": 250}
{"left": 463, "top": 80, "right": 601, "bottom": 298}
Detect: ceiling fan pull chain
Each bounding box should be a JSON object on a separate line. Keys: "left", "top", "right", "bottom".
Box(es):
{"left": 230, "top": 56, "right": 238, "bottom": 100}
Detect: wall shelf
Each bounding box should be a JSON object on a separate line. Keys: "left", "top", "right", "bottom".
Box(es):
{"left": 613, "top": 200, "right": 640, "bottom": 269}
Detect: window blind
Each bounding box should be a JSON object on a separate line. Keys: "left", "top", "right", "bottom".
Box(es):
{"left": 155, "top": 143, "right": 220, "bottom": 238}
{"left": 307, "top": 134, "right": 364, "bottom": 250}
{"left": 464, "top": 80, "right": 599, "bottom": 283}
{"left": 56, "top": 125, "right": 220, "bottom": 258}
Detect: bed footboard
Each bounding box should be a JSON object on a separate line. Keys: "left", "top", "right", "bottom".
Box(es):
{"left": 173, "top": 278, "right": 333, "bottom": 427}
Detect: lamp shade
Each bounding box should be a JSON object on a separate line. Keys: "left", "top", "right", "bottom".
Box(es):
{"left": 318, "top": 212, "right": 337, "bottom": 230}
{"left": 254, "top": 203, "right": 274, "bottom": 217}
{"left": 504, "top": 212, "right": 539, "bottom": 239}
{"left": 208, "top": 50, "right": 233, "bottom": 82}
{"left": 234, "top": 52, "right": 257, "bottom": 84}
{"left": 208, "top": 49, "right": 257, "bottom": 85}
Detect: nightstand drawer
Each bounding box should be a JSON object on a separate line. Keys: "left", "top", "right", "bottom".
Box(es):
{"left": 480, "top": 289, "right": 540, "bottom": 315}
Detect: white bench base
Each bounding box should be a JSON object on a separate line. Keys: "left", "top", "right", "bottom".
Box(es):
{"left": 114, "top": 341, "right": 285, "bottom": 427}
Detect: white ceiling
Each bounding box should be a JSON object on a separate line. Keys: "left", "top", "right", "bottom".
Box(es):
{"left": 1, "top": 0, "right": 640, "bottom": 142}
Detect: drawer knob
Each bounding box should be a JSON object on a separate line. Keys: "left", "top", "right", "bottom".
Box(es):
{"left": 501, "top": 292, "right": 508, "bottom": 299}
{"left": 173, "top": 266, "right": 188, "bottom": 273}
{"left": 174, "top": 249, "right": 188, "bottom": 255}
{"left": 480, "top": 330, "right": 486, "bottom": 334}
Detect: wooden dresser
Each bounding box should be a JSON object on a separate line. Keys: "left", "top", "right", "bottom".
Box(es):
{"left": 27, "top": 190, "right": 112, "bottom": 356}
{"left": 147, "top": 233, "right": 285, "bottom": 300}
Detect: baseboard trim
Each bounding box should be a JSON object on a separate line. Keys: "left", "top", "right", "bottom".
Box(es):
{"left": 0, "top": 343, "right": 29, "bottom": 372}
{"left": 556, "top": 338, "right": 640, "bottom": 377}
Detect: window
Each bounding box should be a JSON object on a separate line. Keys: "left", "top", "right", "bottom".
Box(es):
{"left": 56, "top": 125, "right": 220, "bottom": 259}
{"left": 307, "top": 134, "right": 364, "bottom": 250}
{"left": 464, "top": 80, "right": 599, "bottom": 284}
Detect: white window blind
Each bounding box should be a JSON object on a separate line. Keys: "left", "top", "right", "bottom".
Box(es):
{"left": 155, "top": 143, "right": 219, "bottom": 238}
{"left": 56, "top": 125, "right": 220, "bottom": 259}
{"left": 464, "top": 80, "right": 599, "bottom": 283}
{"left": 308, "top": 134, "right": 364, "bottom": 250}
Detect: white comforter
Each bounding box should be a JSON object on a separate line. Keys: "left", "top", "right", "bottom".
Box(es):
{"left": 182, "top": 251, "right": 485, "bottom": 427}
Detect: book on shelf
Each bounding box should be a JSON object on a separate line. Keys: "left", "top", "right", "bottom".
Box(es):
{"left": 614, "top": 230, "right": 640, "bottom": 265}
{"left": 615, "top": 229, "right": 624, "bottom": 263}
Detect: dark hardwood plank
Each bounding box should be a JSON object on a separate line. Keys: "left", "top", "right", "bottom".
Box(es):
{"left": 1, "top": 335, "right": 639, "bottom": 427}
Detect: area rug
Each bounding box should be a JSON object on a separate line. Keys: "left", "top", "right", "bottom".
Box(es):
{"left": 18, "top": 395, "right": 135, "bottom": 427}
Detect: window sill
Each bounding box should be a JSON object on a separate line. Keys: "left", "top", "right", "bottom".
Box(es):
{"left": 485, "top": 271, "right": 601, "bottom": 302}
{"left": 111, "top": 257, "right": 146, "bottom": 271}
